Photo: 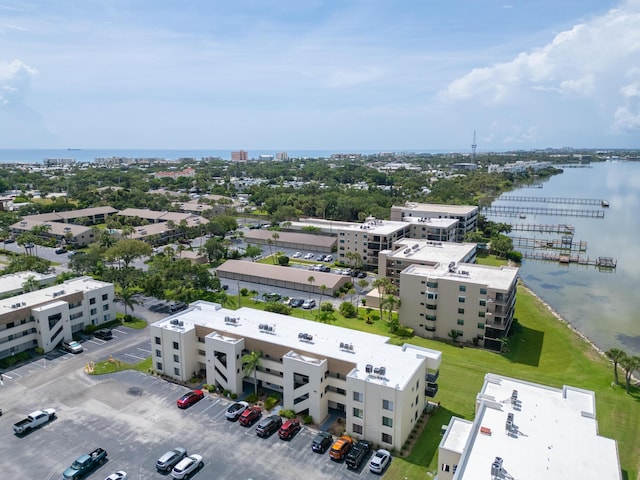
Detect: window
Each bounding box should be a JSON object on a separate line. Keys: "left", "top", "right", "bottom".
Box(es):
{"left": 442, "top": 464, "right": 450, "bottom": 472}
{"left": 458, "top": 296, "right": 465, "bottom": 303}
{"left": 155, "top": 337, "right": 161, "bottom": 345}
{"left": 353, "top": 408, "right": 363, "bottom": 419}
{"left": 353, "top": 423, "right": 363, "bottom": 434}
{"left": 90, "top": 298, "right": 96, "bottom": 305}
{"left": 479, "top": 299, "right": 486, "bottom": 306}
{"left": 480, "top": 288, "right": 487, "bottom": 295}
{"left": 174, "top": 368, "right": 180, "bottom": 376}
{"left": 478, "top": 311, "right": 485, "bottom": 317}
{"left": 90, "top": 308, "right": 97, "bottom": 316}
{"left": 155, "top": 350, "right": 162, "bottom": 358}
{"left": 173, "top": 341, "right": 179, "bottom": 350}
{"left": 458, "top": 308, "right": 465, "bottom": 314}
{"left": 102, "top": 294, "right": 108, "bottom": 301}
{"left": 459, "top": 285, "right": 466, "bottom": 292}
{"left": 382, "top": 416, "right": 393, "bottom": 427}
{"left": 477, "top": 322, "right": 485, "bottom": 329}
{"left": 382, "top": 399, "right": 394, "bottom": 411}
{"left": 381, "top": 433, "right": 392, "bottom": 444}
{"left": 103, "top": 304, "right": 109, "bottom": 311}
{"left": 156, "top": 362, "right": 163, "bottom": 370}
{"left": 173, "top": 354, "right": 179, "bottom": 363}
{"left": 426, "top": 281, "right": 438, "bottom": 288}
{"left": 457, "top": 319, "right": 464, "bottom": 325}
{"left": 353, "top": 391, "right": 363, "bottom": 402}
{"left": 426, "top": 292, "right": 437, "bottom": 300}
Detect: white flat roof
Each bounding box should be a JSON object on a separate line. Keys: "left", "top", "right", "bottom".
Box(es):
{"left": 397, "top": 202, "right": 478, "bottom": 216}
{"left": 293, "top": 217, "right": 409, "bottom": 236}
{"left": 403, "top": 216, "right": 458, "bottom": 228}
{"left": 454, "top": 374, "right": 621, "bottom": 480}
{"left": 389, "top": 240, "right": 476, "bottom": 265}
{"left": 0, "top": 271, "right": 58, "bottom": 295}
{"left": 441, "top": 417, "right": 474, "bottom": 453}
{"left": 403, "top": 261, "right": 518, "bottom": 290}
{"left": 153, "top": 301, "right": 441, "bottom": 390}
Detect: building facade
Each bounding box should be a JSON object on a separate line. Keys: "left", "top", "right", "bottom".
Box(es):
{"left": 398, "top": 256, "right": 518, "bottom": 351}
{"left": 438, "top": 373, "right": 621, "bottom": 480}
{"left": 390, "top": 203, "right": 478, "bottom": 242}
{"left": 150, "top": 301, "right": 442, "bottom": 451}
{"left": 0, "top": 276, "right": 115, "bottom": 360}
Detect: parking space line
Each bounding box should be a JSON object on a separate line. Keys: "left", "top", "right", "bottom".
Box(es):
{"left": 124, "top": 353, "right": 146, "bottom": 361}
{"left": 113, "top": 328, "right": 127, "bottom": 334}
{"left": 87, "top": 339, "right": 105, "bottom": 346}
{"left": 137, "top": 347, "right": 151, "bottom": 354}
{"left": 199, "top": 399, "right": 220, "bottom": 415}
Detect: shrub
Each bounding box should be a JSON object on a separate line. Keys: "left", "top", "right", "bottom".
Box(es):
{"left": 277, "top": 255, "right": 290, "bottom": 266}
{"left": 84, "top": 324, "right": 98, "bottom": 334}
{"left": 123, "top": 314, "right": 133, "bottom": 322}
{"left": 264, "top": 394, "right": 280, "bottom": 410}
{"left": 240, "top": 287, "right": 249, "bottom": 296}
{"left": 223, "top": 389, "right": 231, "bottom": 397}
{"left": 230, "top": 393, "right": 238, "bottom": 400}
{"left": 320, "top": 301, "right": 334, "bottom": 312}
{"left": 35, "top": 347, "right": 45, "bottom": 356}
{"left": 264, "top": 303, "right": 292, "bottom": 315}
{"left": 339, "top": 301, "right": 358, "bottom": 318}
{"left": 279, "top": 409, "right": 296, "bottom": 419}
{"left": 245, "top": 393, "right": 259, "bottom": 404}
{"left": 303, "top": 415, "right": 314, "bottom": 425}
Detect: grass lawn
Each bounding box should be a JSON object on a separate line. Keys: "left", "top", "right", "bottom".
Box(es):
{"left": 234, "top": 270, "right": 638, "bottom": 479}
{"left": 89, "top": 356, "right": 151, "bottom": 375}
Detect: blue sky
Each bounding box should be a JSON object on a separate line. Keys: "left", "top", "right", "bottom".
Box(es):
{"left": 1, "top": 0, "right": 639, "bottom": 150}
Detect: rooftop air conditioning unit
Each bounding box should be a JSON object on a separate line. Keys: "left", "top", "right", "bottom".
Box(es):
{"left": 365, "top": 364, "right": 373, "bottom": 373}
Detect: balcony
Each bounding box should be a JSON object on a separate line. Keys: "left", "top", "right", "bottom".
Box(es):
{"left": 426, "top": 370, "right": 439, "bottom": 383}
{"left": 426, "top": 383, "right": 439, "bottom": 398}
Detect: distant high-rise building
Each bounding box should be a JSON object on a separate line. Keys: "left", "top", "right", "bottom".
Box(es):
{"left": 276, "top": 151, "right": 289, "bottom": 161}
{"left": 231, "top": 150, "right": 248, "bottom": 162}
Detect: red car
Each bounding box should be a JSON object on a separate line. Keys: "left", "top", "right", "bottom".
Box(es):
{"left": 278, "top": 419, "right": 301, "bottom": 440}
{"left": 176, "top": 390, "right": 204, "bottom": 409}
{"left": 238, "top": 406, "right": 262, "bottom": 426}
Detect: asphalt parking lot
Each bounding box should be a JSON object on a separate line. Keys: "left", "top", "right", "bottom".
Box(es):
{"left": 1, "top": 352, "right": 386, "bottom": 479}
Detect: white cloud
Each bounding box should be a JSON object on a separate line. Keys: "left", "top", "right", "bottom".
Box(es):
{"left": 0, "top": 59, "right": 37, "bottom": 105}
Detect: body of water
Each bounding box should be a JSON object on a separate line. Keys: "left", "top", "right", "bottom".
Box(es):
{"left": 489, "top": 161, "right": 640, "bottom": 356}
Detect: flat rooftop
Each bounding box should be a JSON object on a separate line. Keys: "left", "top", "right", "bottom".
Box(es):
{"left": 454, "top": 374, "right": 621, "bottom": 480}
{"left": 396, "top": 202, "right": 478, "bottom": 216}
{"left": 388, "top": 239, "right": 476, "bottom": 265}
{"left": 403, "top": 216, "right": 458, "bottom": 228}
{"left": 153, "top": 301, "right": 441, "bottom": 390}
{"left": 0, "top": 271, "right": 58, "bottom": 296}
{"left": 293, "top": 217, "right": 409, "bottom": 236}
{"left": 403, "top": 262, "right": 518, "bottom": 290}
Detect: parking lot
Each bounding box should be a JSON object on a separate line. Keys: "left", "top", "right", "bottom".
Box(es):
{"left": 1, "top": 344, "right": 386, "bottom": 479}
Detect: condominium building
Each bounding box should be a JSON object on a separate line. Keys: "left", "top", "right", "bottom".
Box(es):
{"left": 231, "top": 150, "right": 248, "bottom": 162}
{"left": 438, "top": 373, "right": 621, "bottom": 480}
{"left": 0, "top": 276, "right": 115, "bottom": 360}
{"left": 150, "top": 301, "right": 442, "bottom": 451}
{"left": 398, "top": 253, "right": 518, "bottom": 351}
{"left": 390, "top": 203, "right": 479, "bottom": 242}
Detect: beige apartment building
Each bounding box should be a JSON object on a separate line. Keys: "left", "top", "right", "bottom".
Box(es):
{"left": 150, "top": 301, "right": 442, "bottom": 451}
{"left": 397, "top": 250, "right": 518, "bottom": 351}
{"left": 0, "top": 276, "right": 115, "bottom": 360}
{"left": 390, "top": 202, "right": 479, "bottom": 242}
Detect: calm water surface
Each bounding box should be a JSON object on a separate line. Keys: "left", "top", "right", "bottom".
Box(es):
{"left": 491, "top": 161, "right": 640, "bottom": 356}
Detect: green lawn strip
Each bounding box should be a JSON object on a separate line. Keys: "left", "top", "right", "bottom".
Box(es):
{"left": 89, "top": 356, "right": 151, "bottom": 375}
{"left": 114, "top": 313, "right": 148, "bottom": 329}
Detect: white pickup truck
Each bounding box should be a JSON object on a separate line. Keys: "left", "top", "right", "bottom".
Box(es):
{"left": 13, "top": 408, "right": 56, "bottom": 434}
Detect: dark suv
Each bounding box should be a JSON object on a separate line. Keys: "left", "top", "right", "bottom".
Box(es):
{"left": 255, "top": 415, "right": 282, "bottom": 438}
{"left": 311, "top": 431, "right": 333, "bottom": 453}
{"left": 94, "top": 329, "right": 113, "bottom": 340}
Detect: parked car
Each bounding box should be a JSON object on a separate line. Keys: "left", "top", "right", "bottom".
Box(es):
{"left": 346, "top": 439, "right": 372, "bottom": 469}
{"left": 94, "top": 329, "right": 113, "bottom": 340}
{"left": 3, "top": 238, "right": 15, "bottom": 244}
{"left": 278, "top": 419, "right": 301, "bottom": 440}
{"left": 169, "top": 302, "right": 188, "bottom": 313}
{"left": 225, "top": 401, "right": 249, "bottom": 421}
{"left": 329, "top": 435, "right": 353, "bottom": 461}
{"left": 311, "top": 431, "right": 333, "bottom": 453}
{"left": 62, "top": 340, "right": 83, "bottom": 354}
{"left": 302, "top": 299, "right": 316, "bottom": 309}
{"left": 156, "top": 447, "right": 187, "bottom": 472}
{"left": 176, "top": 390, "right": 204, "bottom": 409}
{"left": 292, "top": 252, "right": 302, "bottom": 258}
{"left": 238, "top": 406, "right": 262, "bottom": 426}
{"left": 104, "top": 471, "right": 127, "bottom": 480}
{"left": 255, "top": 415, "right": 282, "bottom": 438}
{"left": 303, "top": 253, "right": 314, "bottom": 259}
{"left": 316, "top": 255, "right": 325, "bottom": 261}
{"left": 369, "top": 449, "right": 391, "bottom": 474}
{"left": 62, "top": 447, "right": 107, "bottom": 480}
{"left": 13, "top": 408, "right": 56, "bottom": 434}
{"left": 55, "top": 246, "right": 68, "bottom": 254}
{"left": 318, "top": 265, "right": 330, "bottom": 273}
{"left": 288, "top": 298, "right": 304, "bottom": 308}
{"left": 324, "top": 255, "right": 333, "bottom": 262}
{"left": 171, "top": 454, "right": 203, "bottom": 479}
{"left": 264, "top": 292, "right": 282, "bottom": 303}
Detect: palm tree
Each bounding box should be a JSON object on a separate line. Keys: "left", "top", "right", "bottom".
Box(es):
{"left": 242, "top": 350, "right": 263, "bottom": 396}
{"left": 448, "top": 329, "right": 462, "bottom": 344}
{"left": 307, "top": 275, "right": 315, "bottom": 300}
{"left": 381, "top": 294, "right": 401, "bottom": 322}
{"left": 115, "top": 286, "right": 141, "bottom": 316}
{"left": 22, "top": 275, "right": 39, "bottom": 292}
{"left": 318, "top": 284, "right": 327, "bottom": 311}
{"left": 372, "top": 277, "right": 391, "bottom": 321}
{"left": 620, "top": 355, "right": 640, "bottom": 394}
{"left": 605, "top": 348, "right": 627, "bottom": 384}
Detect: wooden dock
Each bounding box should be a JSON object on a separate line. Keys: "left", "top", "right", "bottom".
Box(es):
{"left": 482, "top": 205, "right": 605, "bottom": 218}
{"left": 510, "top": 223, "right": 575, "bottom": 234}
{"left": 512, "top": 236, "right": 587, "bottom": 252}
{"left": 522, "top": 252, "right": 617, "bottom": 269}
{"left": 499, "top": 195, "right": 607, "bottom": 206}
